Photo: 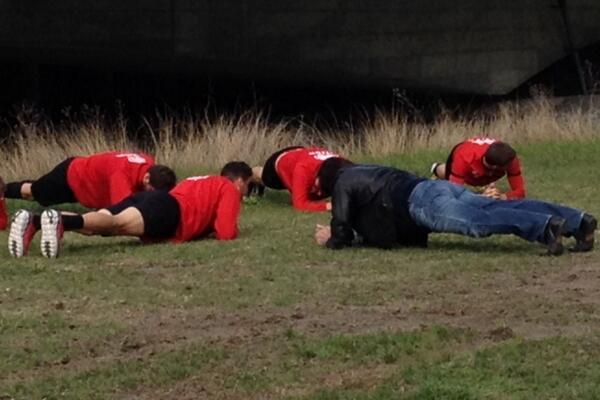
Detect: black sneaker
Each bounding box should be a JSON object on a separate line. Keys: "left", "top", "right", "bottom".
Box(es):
{"left": 545, "top": 217, "right": 566, "bottom": 256}
{"left": 570, "top": 213, "right": 597, "bottom": 252}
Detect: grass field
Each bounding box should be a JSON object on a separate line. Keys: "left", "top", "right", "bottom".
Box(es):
{"left": 1, "top": 138, "right": 599, "bottom": 399}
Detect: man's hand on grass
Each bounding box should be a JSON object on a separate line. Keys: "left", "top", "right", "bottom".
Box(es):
{"left": 315, "top": 224, "right": 331, "bottom": 246}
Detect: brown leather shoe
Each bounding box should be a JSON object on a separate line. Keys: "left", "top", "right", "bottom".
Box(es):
{"left": 570, "top": 213, "right": 596, "bottom": 252}
{"left": 545, "top": 217, "right": 566, "bottom": 256}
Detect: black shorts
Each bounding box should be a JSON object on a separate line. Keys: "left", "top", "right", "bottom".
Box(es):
{"left": 261, "top": 146, "right": 304, "bottom": 189}
{"left": 31, "top": 158, "right": 77, "bottom": 206}
{"left": 106, "top": 190, "right": 181, "bottom": 239}
{"left": 444, "top": 143, "right": 462, "bottom": 180}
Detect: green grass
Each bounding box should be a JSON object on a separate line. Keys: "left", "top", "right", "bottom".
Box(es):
{"left": 1, "top": 139, "right": 599, "bottom": 399}
{"left": 7, "top": 343, "right": 227, "bottom": 399}
{"left": 302, "top": 334, "right": 600, "bottom": 400}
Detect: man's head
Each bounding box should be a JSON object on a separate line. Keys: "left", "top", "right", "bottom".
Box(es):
{"left": 221, "top": 161, "right": 253, "bottom": 196}
{"left": 483, "top": 142, "right": 516, "bottom": 170}
{"left": 316, "top": 157, "right": 355, "bottom": 198}
{"left": 143, "top": 165, "right": 177, "bottom": 191}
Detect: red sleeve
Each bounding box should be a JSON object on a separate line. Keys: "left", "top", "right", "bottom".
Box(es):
{"left": 505, "top": 158, "right": 526, "bottom": 199}
{"left": 214, "top": 186, "right": 240, "bottom": 240}
{"left": 448, "top": 154, "right": 468, "bottom": 185}
{"left": 291, "top": 164, "right": 328, "bottom": 212}
{"left": 109, "top": 172, "right": 134, "bottom": 205}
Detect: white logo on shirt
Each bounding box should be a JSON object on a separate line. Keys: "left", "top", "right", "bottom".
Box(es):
{"left": 308, "top": 150, "right": 338, "bottom": 161}
{"left": 116, "top": 153, "right": 147, "bottom": 164}
{"left": 468, "top": 138, "right": 496, "bottom": 146}
{"left": 186, "top": 176, "right": 210, "bottom": 181}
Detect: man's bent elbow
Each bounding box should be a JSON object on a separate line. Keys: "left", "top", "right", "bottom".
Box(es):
{"left": 293, "top": 201, "right": 327, "bottom": 212}
{"left": 215, "top": 230, "right": 238, "bottom": 240}
{"left": 507, "top": 189, "right": 526, "bottom": 199}
{"left": 325, "top": 238, "right": 347, "bottom": 249}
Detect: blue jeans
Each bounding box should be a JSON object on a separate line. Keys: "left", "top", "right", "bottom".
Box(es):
{"left": 407, "top": 180, "right": 584, "bottom": 244}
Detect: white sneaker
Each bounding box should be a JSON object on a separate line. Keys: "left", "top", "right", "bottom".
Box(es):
{"left": 40, "top": 209, "right": 64, "bottom": 258}
{"left": 8, "top": 209, "right": 38, "bottom": 257}
{"left": 430, "top": 162, "right": 440, "bottom": 177}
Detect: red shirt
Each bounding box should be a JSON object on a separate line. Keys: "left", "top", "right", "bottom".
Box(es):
{"left": 67, "top": 151, "right": 154, "bottom": 208}
{"left": 276, "top": 147, "right": 340, "bottom": 211}
{"left": 169, "top": 176, "right": 241, "bottom": 242}
{"left": 448, "top": 137, "right": 526, "bottom": 199}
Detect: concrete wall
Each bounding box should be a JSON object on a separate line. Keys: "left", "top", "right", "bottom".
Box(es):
{"left": 1, "top": 0, "right": 599, "bottom": 95}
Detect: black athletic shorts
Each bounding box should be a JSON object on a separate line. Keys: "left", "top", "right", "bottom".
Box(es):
{"left": 31, "top": 158, "right": 77, "bottom": 206}
{"left": 106, "top": 190, "right": 181, "bottom": 239}
{"left": 261, "top": 146, "right": 304, "bottom": 189}
{"left": 444, "top": 143, "right": 462, "bottom": 180}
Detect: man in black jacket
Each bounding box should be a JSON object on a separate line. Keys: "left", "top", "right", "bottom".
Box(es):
{"left": 315, "top": 165, "right": 596, "bottom": 255}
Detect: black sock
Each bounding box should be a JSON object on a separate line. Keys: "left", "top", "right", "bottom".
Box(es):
{"left": 62, "top": 215, "right": 84, "bottom": 230}
{"left": 33, "top": 215, "right": 41, "bottom": 230}
{"left": 5, "top": 182, "right": 27, "bottom": 199}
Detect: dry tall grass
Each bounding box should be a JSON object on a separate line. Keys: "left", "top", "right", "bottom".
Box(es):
{"left": 1, "top": 95, "right": 598, "bottom": 180}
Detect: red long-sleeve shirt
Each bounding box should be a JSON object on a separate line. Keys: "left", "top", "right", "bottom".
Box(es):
{"left": 448, "top": 137, "right": 526, "bottom": 199}
{"left": 66, "top": 151, "right": 154, "bottom": 208}
{"left": 169, "top": 176, "right": 241, "bottom": 242}
{"left": 276, "top": 147, "right": 341, "bottom": 211}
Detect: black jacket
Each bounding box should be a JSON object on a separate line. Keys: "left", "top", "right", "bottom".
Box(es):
{"left": 326, "top": 165, "right": 429, "bottom": 249}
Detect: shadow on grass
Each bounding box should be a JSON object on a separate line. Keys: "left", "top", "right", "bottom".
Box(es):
{"left": 257, "top": 190, "right": 293, "bottom": 206}
{"left": 64, "top": 238, "right": 145, "bottom": 255}
{"left": 427, "top": 238, "right": 537, "bottom": 255}
{"left": 61, "top": 234, "right": 548, "bottom": 261}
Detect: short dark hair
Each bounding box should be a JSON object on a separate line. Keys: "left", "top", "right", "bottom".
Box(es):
{"left": 220, "top": 161, "right": 253, "bottom": 181}
{"left": 148, "top": 165, "right": 177, "bottom": 190}
{"left": 484, "top": 142, "right": 516, "bottom": 167}
{"left": 317, "top": 157, "right": 355, "bottom": 197}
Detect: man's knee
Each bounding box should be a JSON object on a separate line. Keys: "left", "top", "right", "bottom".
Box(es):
{"left": 29, "top": 182, "right": 50, "bottom": 205}
{"left": 113, "top": 208, "right": 145, "bottom": 236}
{"left": 465, "top": 224, "right": 493, "bottom": 238}
{"left": 111, "top": 214, "right": 133, "bottom": 234}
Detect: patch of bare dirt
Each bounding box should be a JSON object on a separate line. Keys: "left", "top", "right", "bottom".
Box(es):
{"left": 6, "top": 260, "right": 600, "bottom": 399}
{"left": 122, "top": 260, "right": 600, "bottom": 399}
{"left": 117, "top": 261, "right": 600, "bottom": 345}
{"left": 124, "top": 363, "right": 396, "bottom": 400}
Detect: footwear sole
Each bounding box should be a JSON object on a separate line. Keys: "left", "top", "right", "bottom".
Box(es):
{"left": 546, "top": 218, "right": 566, "bottom": 256}
{"left": 430, "top": 162, "right": 439, "bottom": 176}
{"left": 586, "top": 217, "right": 597, "bottom": 245}
{"left": 569, "top": 236, "right": 595, "bottom": 252}
{"left": 547, "top": 241, "right": 564, "bottom": 256}
{"left": 8, "top": 210, "right": 32, "bottom": 258}
{"left": 40, "top": 209, "right": 62, "bottom": 258}
{"left": 570, "top": 215, "right": 597, "bottom": 252}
